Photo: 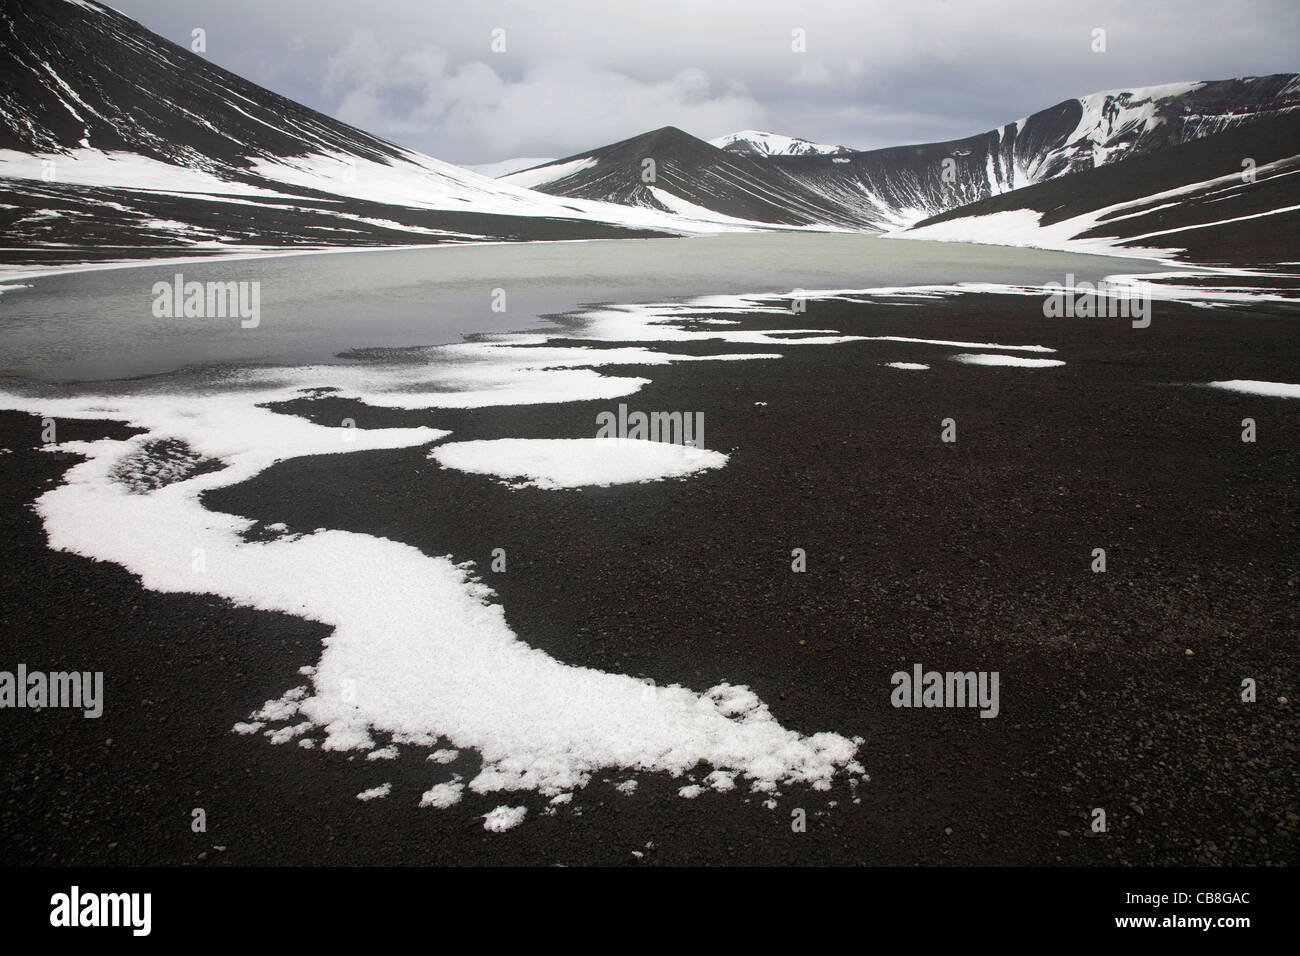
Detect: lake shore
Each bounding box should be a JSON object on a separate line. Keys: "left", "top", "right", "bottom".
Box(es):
{"left": 0, "top": 285, "right": 1296, "bottom": 866}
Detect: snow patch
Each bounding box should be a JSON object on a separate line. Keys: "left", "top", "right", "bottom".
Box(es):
{"left": 953, "top": 353, "right": 1066, "bottom": 368}
{"left": 428, "top": 437, "right": 728, "bottom": 489}
{"left": 483, "top": 805, "right": 528, "bottom": 832}
{"left": 1208, "top": 379, "right": 1300, "bottom": 399}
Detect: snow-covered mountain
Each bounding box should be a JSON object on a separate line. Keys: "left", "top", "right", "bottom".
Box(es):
{"left": 709, "top": 130, "right": 852, "bottom": 157}
{"left": 2, "top": 0, "right": 1297, "bottom": 264}
{"left": 763, "top": 76, "right": 1300, "bottom": 230}
{"left": 893, "top": 107, "right": 1300, "bottom": 265}
{"left": 0, "top": 0, "right": 755, "bottom": 263}
{"left": 515, "top": 76, "right": 1300, "bottom": 233}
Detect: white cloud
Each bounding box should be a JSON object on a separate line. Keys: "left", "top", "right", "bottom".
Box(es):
{"left": 324, "top": 34, "right": 768, "bottom": 161}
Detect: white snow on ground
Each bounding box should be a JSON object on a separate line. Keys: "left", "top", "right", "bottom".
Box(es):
{"left": 429, "top": 438, "right": 728, "bottom": 489}
{"left": 891, "top": 208, "right": 1180, "bottom": 260}
{"left": 499, "top": 156, "right": 597, "bottom": 189}
{"left": 953, "top": 353, "right": 1066, "bottom": 367}
{"left": 1208, "top": 379, "right": 1300, "bottom": 398}
{"left": 0, "top": 382, "right": 864, "bottom": 799}
{"left": 461, "top": 157, "right": 556, "bottom": 179}
{"left": 420, "top": 779, "right": 465, "bottom": 809}
{"left": 0, "top": 148, "right": 283, "bottom": 196}
{"left": 356, "top": 783, "right": 391, "bottom": 801}
{"left": 0, "top": 287, "right": 893, "bottom": 808}
{"left": 483, "top": 806, "right": 528, "bottom": 832}
{"left": 646, "top": 186, "right": 773, "bottom": 226}
{"left": 884, "top": 362, "right": 929, "bottom": 370}
{"left": 6, "top": 270, "right": 1284, "bottom": 820}
{"left": 889, "top": 154, "right": 1300, "bottom": 261}
{"left": 0, "top": 145, "right": 784, "bottom": 240}
{"left": 861, "top": 335, "right": 1053, "bottom": 352}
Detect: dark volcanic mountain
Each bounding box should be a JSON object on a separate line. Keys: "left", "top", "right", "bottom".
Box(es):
{"left": 896, "top": 108, "right": 1300, "bottom": 266}
{"left": 2, "top": 0, "right": 1297, "bottom": 266}
{"left": 513, "top": 76, "right": 1300, "bottom": 235}
{"left": 502, "top": 126, "right": 875, "bottom": 228}
{"left": 0, "top": 0, "right": 682, "bottom": 264}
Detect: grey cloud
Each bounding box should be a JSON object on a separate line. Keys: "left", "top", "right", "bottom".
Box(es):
{"left": 107, "top": 0, "right": 1300, "bottom": 162}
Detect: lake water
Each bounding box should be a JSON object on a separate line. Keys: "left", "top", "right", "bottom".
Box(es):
{"left": 0, "top": 234, "right": 1163, "bottom": 382}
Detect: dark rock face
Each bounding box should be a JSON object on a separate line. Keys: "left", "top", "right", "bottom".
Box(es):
{"left": 514, "top": 76, "right": 1300, "bottom": 233}
{"left": 506, "top": 126, "right": 878, "bottom": 228}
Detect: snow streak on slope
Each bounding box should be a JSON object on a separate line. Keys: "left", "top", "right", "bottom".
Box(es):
{"left": 529, "top": 76, "right": 1300, "bottom": 234}
{"left": 499, "top": 126, "right": 876, "bottom": 229}
{"left": 461, "top": 157, "right": 557, "bottom": 179}
{"left": 759, "top": 76, "right": 1300, "bottom": 233}
{"left": 891, "top": 148, "right": 1300, "bottom": 260}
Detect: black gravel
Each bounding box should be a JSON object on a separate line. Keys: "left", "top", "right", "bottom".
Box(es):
{"left": 0, "top": 288, "right": 1296, "bottom": 866}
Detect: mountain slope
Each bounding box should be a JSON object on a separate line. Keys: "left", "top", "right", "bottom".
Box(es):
{"left": 500, "top": 127, "right": 875, "bottom": 228}
{"left": 0, "top": 0, "right": 733, "bottom": 264}
{"left": 892, "top": 108, "right": 1300, "bottom": 265}
{"left": 514, "top": 76, "right": 1300, "bottom": 233}
{"left": 763, "top": 75, "right": 1300, "bottom": 231}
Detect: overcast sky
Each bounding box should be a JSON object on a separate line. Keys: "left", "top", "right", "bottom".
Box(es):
{"left": 108, "top": 0, "right": 1300, "bottom": 165}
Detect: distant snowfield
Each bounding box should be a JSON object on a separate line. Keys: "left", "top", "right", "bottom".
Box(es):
{"left": 0, "top": 145, "right": 782, "bottom": 238}
{"left": 430, "top": 437, "right": 728, "bottom": 489}
{"left": 1, "top": 270, "right": 1289, "bottom": 822}
{"left": 709, "top": 129, "right": 850, "bottom": 156}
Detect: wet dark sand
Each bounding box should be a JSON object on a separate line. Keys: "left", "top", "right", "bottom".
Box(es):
{"left": 0, "top": 288, "right": 1296, "bottom": 866}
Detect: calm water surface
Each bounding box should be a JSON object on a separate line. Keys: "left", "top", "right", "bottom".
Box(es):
{"left": 0, "top": 234, "right": 1163, "bottom": 382}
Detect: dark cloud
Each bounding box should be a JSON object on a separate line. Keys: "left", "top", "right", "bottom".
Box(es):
{"left": 108, "top": 0, "right": 1300, "bottom": 163}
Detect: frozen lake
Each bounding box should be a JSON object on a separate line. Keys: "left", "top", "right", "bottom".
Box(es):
{"left": 0, "top": 233, "right": 1161, "bottom": 382}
